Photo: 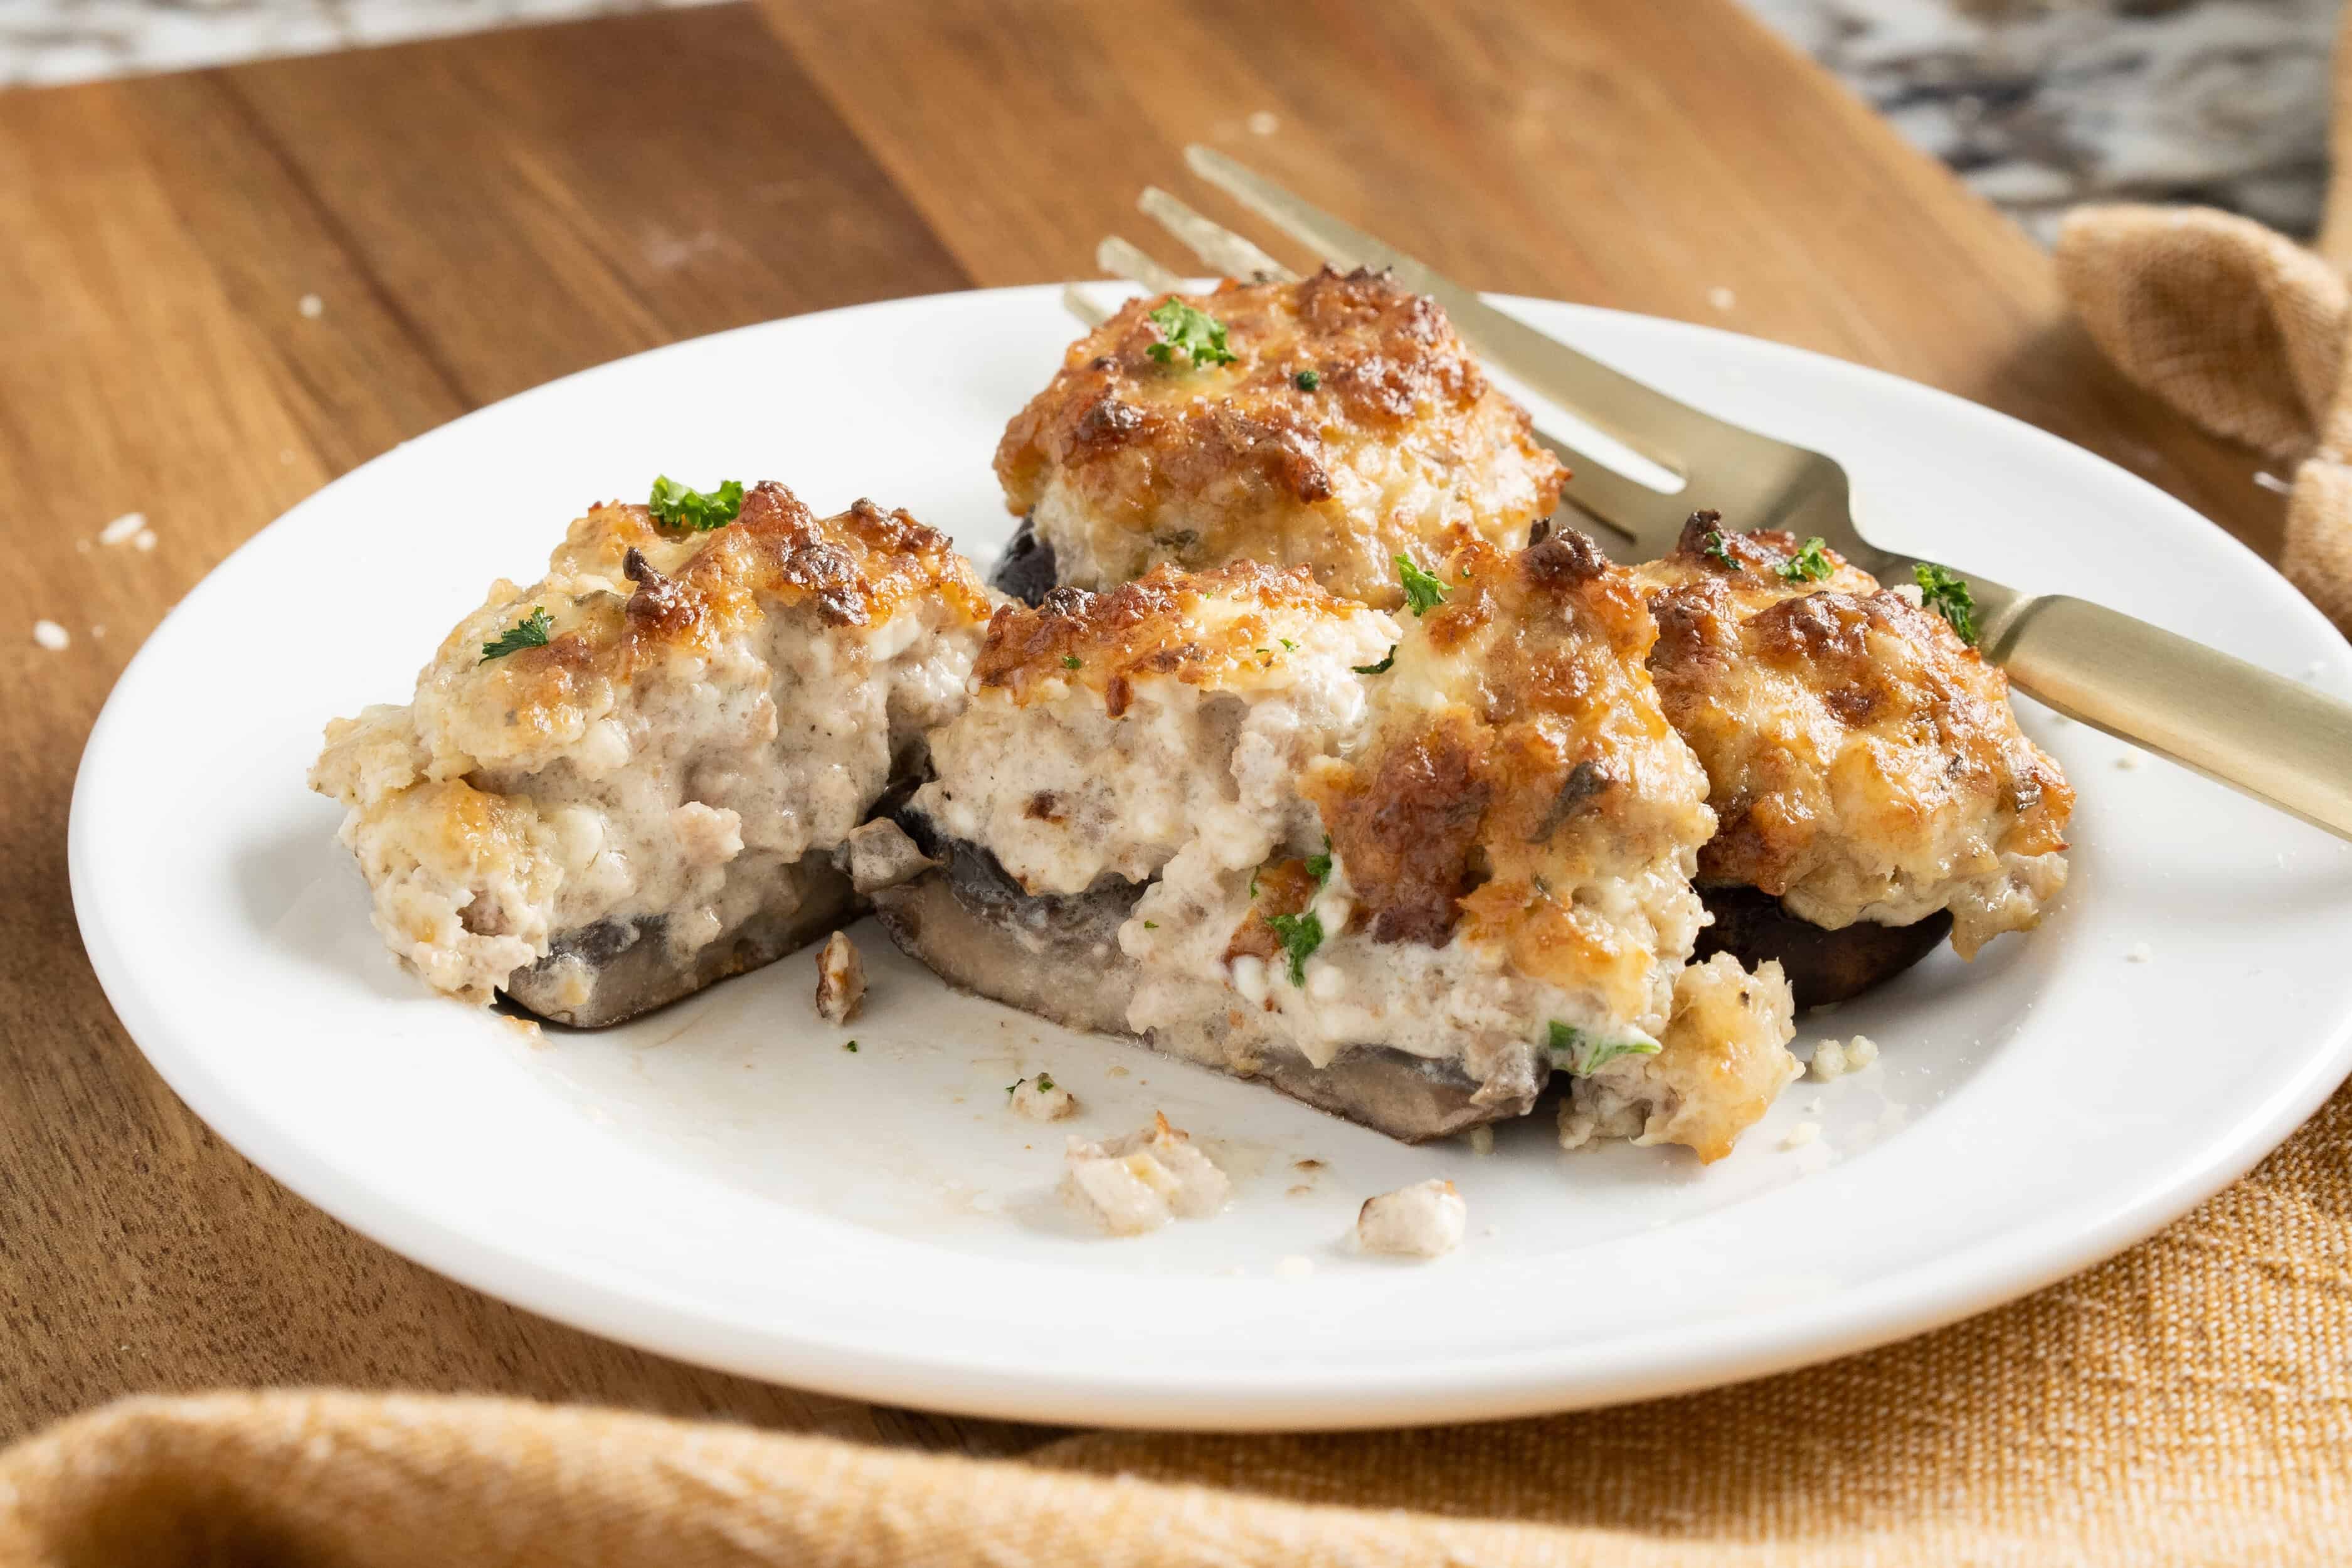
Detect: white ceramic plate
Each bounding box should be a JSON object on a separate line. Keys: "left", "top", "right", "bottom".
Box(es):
{"left": 71, "top": 286, "right": 2352, "bottom": 1431}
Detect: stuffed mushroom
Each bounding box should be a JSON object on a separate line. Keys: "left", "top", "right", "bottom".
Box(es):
{"left": 990, "top": 267, "right": 1567, "bottom": 610}
{"left": 309, "top": 481, "right": 993, "bottom": 1026}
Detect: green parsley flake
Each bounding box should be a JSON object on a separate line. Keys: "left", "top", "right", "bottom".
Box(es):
{"left": 1700, "top": 529, "right": 1739, "bottom": 570}
{"left": 1546, "top": 1020, "right": 1660, "bottom": 1076}
{"left": 648, "top": 475, "right": 746, "bottom": 532}
{"left": 1036, "top": 1071, "right": 1056, "bottom": 1093}
{"left": 1061, "top": 654, "right": 1083, "bottom": 670}
{"left": 1305, "top": 834, "right": 1333, "bottom": 886}
{"left": 480, "top": 607, "right": 553, "bottom": 663}
{"left": 1279, "top": 638, "right": 1298, "bottom": 651}
{"left": 844, "top": 1040, "right": 859, "bottom": 1053}
{"left": 1913, "top": 561, "right": 1978, "bottom": 645}
{"left": 1145, "top": 299, "right": 1236, "bottom": 368}
{"left": 1396, "top": 555, "right": 1449, "bottom": 615}
{"left": 1264, "top": 911, "right": 1324, "bottom": 986}
{"left": 1294, "top": 368, "right": 1322, "bottom": 391}
{"left": 1005, "top": 1078, "right": 1024, "bottom": 1096}
{"left": 1776, "top": 536, "right": 1834, "bottom": 583}
{"left": 1352, "top": 645, "right": 1397, "bottom": 675}
{"left": 1143, "top": 921, "right": 1158, "bottom": 930}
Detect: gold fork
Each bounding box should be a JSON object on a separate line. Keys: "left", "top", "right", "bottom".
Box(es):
{"left": 1064, "top": 145, "right": 2352, "bottom": 843}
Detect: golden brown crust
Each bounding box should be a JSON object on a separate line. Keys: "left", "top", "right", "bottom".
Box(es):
{"left": 1304, "top": 531, "right": 1714, "bottom": 1019}
{"left": 417, "top": 484, "right": 992, "bottom": 773}
{"left": 995, "top": 268, "right": 1567, "bottom": 607}
{"left": 970, "top": 560, "right": 1379, "bottom": 711}
{"left": 1639, "top": 516, "right": 2073, "bottom": 950}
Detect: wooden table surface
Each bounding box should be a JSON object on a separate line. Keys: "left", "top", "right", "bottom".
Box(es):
{"left": 0, "top": 0, "right": 2285, "bottom": 1448}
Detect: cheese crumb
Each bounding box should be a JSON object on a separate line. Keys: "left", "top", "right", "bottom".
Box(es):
{"left": 1467, "top": 1125, "right": 1495, "bottom": 1157}
{"left": 2115, "top": 750, "right": 2143, "bottom": 771}
{"left": 32, "top": 620, "right": 68, "bottom": 650}
{"left": 1781, "top": 1120, "right": 1820, "bottom": 1150}
{"left": 98, "top": 511, "right": 146, "bottom": 546}
{"left": 1010, "top": 1073, "right": 1076, "bottom": 1121}
{"left": 1355, "top": 1179, "right": 1467, "bottom": 1259}
{"left": 1062, "top": 1113, "right": 1229, "bottom": 1236}
{"left": 813, "top": 930, "right": 865, "bottom": 1024}
{"left": 1809, "top": 1035, "right": 1879, "bottom": 1081}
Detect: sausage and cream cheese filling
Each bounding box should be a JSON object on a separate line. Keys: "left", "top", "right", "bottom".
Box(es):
{"left": 309, "top": 481, "right": 993, "bottom": 1025}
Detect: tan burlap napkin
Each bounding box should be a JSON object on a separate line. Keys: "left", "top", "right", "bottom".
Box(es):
{"left": 16, "top": 37, "right": 2352, "bottom": 1568}
{"left": 2055, "top": 22, "right": 2352, "bottom": 633}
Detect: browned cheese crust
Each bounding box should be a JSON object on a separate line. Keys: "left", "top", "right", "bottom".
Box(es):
{"left": 970, "top": 559, "right": 1384, "bottom": 716}
{"left": 1303, "top": 530, "right": 1715, "bottom": 1026}
{"left": 994, "top": 268, "right": 1567, "bottom": 609}
{"left": 1637, "top": 516, "right": 2073, "bottom": 956}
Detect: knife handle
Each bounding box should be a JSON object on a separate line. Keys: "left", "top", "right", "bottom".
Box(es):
{"left": 1975, "top": 578, "right": 2352, "bottom": 840}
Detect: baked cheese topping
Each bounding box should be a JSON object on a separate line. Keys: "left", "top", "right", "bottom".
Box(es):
{"left": 995, "top": 268, "right": 1567, "bottom": 608}
{"left": 1637, "top": 518, "right": 2073, "bottom": 956}
{"left": 310, "top": 484, "right": 992, "bottom": 1006}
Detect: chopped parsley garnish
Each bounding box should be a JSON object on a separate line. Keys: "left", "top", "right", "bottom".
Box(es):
{"left": 1546, "top": 1020, "right": 1660, "bottom": 1076}
{"left": 648, "top": 475, "right": 746, "bottom": 532}
{"left": 1914, "top": 562, "right": 1978, "bottom": 645}
{"left": 844, "top": 1040, "right": 859, "bottom": 1052}
{"left": 1777, "top": 536, "right": 1833, "bottom": 583}
{"left": 1248, "top": 867, "right": 1261, "bottom": 899}
{"left": 1143, "top": 921, "right": 1158, "bottom": 930}
{"left": 1035, "top": 1071, "right": 1056, "bottom": 1093}
{"left": 1279, "top": 638, "right": 1298, "bottom": 651}
{"left": 1264, "top": 911, "right": 1324, "bottom": 986}
{"left": 1352, "top": 645, "right": 1397, "bottom": 675}
{"left": 1294, "top": 368, "right": 1321, "bottom": 391}
{"left": 1005, "top": 1077, "right": 1024, "bottom": 1096}
{"left": 1305, "top": 834, "right": 1333, "bottom": 886}
{"left": 1396, "top": 555, "right": 1449, "bottom": 615}
{"left": 1061, "top": 654, "right": 1083, "bottom": 670}
{"left": 479, "top": 607, "right": 553, "bottom": 663}
{"left": 1145, "top": 299, "right": 1236, "bottom": 368}
{"left": 1700, "top": 529, "right": 1739, "bottom": 570}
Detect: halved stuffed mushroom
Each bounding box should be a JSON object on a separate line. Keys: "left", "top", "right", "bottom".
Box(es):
{"left": 990, "top": 267, "right": 1567, "bottom": 610}
{"left": 1635, "top": 513, "right": 2074, "bottom": 1005}
{"left": 871, "top": 533, "right": 1799, "bottom": 1153}
{"left": 309, "top": 481, "right": 993, "bottom": 1026}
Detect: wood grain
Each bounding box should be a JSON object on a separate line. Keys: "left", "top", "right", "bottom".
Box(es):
{"left": 0, "top": 0, "right": 2291, "bottom": 1447}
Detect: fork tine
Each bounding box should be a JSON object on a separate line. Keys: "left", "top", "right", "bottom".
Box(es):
{"left": 1096, "top": 236, "right": 1187, "bottom": 296}
{"left": 1061, "top": 283, "right": 1113, "bottom": 329}
{"left": 1138, "top": 187, "right": 1296, "bottom": 283}
{"left": 1526, "top": 431, "right": 1685, "bottom": 549}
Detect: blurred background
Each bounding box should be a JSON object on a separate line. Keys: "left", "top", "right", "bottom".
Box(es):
{"left": 3, "top": 0, "right": 2334, "bottom": 243}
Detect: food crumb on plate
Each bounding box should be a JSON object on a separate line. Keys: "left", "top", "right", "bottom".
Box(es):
{"left": 1781, "top": 1120, "right": 1820, "bottom": 1150}
{"left": 1275, "top": 1254, "right": 1315, "bottom": 1279}
{"left": 1356, "top": 1179, "right": 1466, "bottom": 1259}
{"left": 1809, "top": 1035, "right": 1879, "bottom": 1081}
{"left": 1466, "top": 1125, "right": 1496, "bottom": 1157}
{"left": 2116, "top": 750, "right": 2143, "bottom": 771}
{"left": 1008, "top": 1071, "right": 1076, "bottom": 1121}
{"left": 1063, "top": 1113, "right": 1228, "bottom": 1236}
{"left": 813, "top": 930, "right": 865, "bottom": 1024}
{"left": 32, "top": 620, "right": 68, "bottom": 650}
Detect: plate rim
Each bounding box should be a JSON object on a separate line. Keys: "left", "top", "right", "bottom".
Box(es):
{"left": 67, "top": 282, "right": 2352, "bottom": 1430}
